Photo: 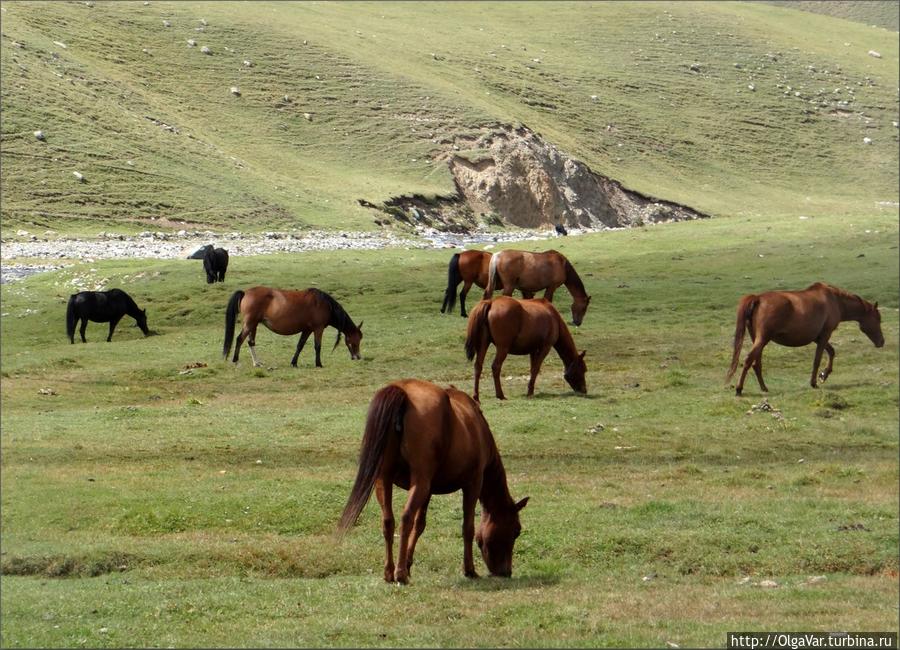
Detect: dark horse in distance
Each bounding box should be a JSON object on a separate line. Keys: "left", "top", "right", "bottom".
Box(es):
{"left": 223, "top": 286, "right": 363, "bottom": 368}
{"left": 66, "top": 288, "right": 150, "bottom": 343}
{"left": 726, "top": 282, "right": 884, "bottom": 395}
{"left": 198, "top": 245, "right": 229, "bottom": 283}
{"left": 465, "top": 296, "right": 587, "bottom": 401}
{"left": 338, "top": 378, "right": 528, "bottom": 584}
{"left": 484, "top": 249, "right": 591, "bottom": 325}
{"left": 441, "top": 250, "right": 493, "bottom": 318}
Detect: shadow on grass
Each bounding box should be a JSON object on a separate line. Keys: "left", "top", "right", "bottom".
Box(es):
{"left": 452, "top": 572, "right": 562, "bottom": 591}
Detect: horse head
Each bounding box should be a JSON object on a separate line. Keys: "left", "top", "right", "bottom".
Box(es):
{"left": 136, "top": 308, "right": 150, "bottom": 336}
{"left": 334, "top": 321, "right": 364, "bottom": 360}
{"left": 563, "top": 351, "right": 587, "bottom": 394}
{"left": 476, "top": 496, "right": 528, "bottom": 577}
{"left": 572, "top": 295, "right": 591, "bottom": 326}
{"left": 859, "top": 301, "right": 884, "bottom": 348}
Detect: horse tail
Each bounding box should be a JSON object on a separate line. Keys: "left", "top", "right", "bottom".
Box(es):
{"left": 464, "top": 300, "right": 492, "bottom": 361}
{"left": 337, "top": 384, "right": 408, "bottom": 536}
{"left": 223, "top": 290, "right": 244, "bottom": 358}
{"left": 484, "top": 252, "right": 500, "bottom": 299}
{"left": 441, "top": 253, "right": 461, "bottom": 314}
{"left": 66, "top": 294, "right": 78, "bottom": 342}
{"left": 725, "top": 294, "right": 758, "bottom": 382}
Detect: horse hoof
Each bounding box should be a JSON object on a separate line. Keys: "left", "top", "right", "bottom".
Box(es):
{"left": 735, "top": 390, "right": 743, "bottom": 397}
{"left": 465, "top": 570, "right": 480, "bottom": 579}
{"left": 395, "top": 572, "right": 409, "bottom": 585}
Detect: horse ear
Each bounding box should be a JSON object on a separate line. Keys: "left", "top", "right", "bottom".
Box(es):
{"left": 357, "top": 320, "right": 363, "bottom": 331}
{"left": 579, "top": 351, "right": 586, "bottom": 359}
{"left": 515, "top": 497, "right": 529, "bottom": 511}
{"left": 874, "top": 301, "right": 878, "bottom": 310}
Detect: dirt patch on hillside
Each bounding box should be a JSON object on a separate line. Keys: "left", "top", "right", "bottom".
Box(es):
{"left": 363, "top": 124, "right": 708, "bottom": 231}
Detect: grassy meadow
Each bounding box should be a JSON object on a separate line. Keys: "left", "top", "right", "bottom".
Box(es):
{"left": 1, "top": 212, "right": 898, "bottom": 647}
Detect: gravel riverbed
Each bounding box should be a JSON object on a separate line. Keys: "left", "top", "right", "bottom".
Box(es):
{"left": 0, "top": 225, "right": 578, "bottom": 284}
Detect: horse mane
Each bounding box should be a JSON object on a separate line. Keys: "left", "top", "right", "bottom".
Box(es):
{"left": 563, "top": 259, "right": 586, "bottom": 296}
{"left": 109, "top": 288, "right": 139, "bottom": 312}
{"left": 310, "top": 288, "right": 357, "bottom": 333}
{"left": 813, "top": 283, "right": 870, "bottom": 307}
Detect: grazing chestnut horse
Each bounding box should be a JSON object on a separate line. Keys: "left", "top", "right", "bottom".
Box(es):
{"left": 484, "top": 249, "right": 591, "bottom": 325}
{"left": 66, "top": 289, "right": 149, "bottom": 343}
{"left": 338, "top": 379, "right": 528, "bottom": 584}
{"left": 465, "top": 296, "right": 587, "bottom": 401}
{"left": 440, "top": 250, "right": 493, "bottom": 317}
{"left": 726, "top": 282, "right": 884, "bottom": 395}
{"left": 223, "top": 286, "right": 363, "bottom": 368}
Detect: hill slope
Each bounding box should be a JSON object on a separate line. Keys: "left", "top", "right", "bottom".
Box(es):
{"left": 1, "top": 1, "right": 898, "bottom": 236}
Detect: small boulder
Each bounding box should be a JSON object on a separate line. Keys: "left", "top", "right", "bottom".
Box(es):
{"left": 303, "top": 112, "right": 312, "bottom": 121}
{"left": 72, "top": 171, "right": 85, "bottom": 182}
{"left": 242, "top": 59, "right": 252, "bottom": 67}
{"left": 162, "top": 19, "right": 171, "bottom": 27}
{"left": 863, "top": 137, "right": 872, "bottom": 145}
{"left": 187, "top": 39, "right": 196, "bottom": 47}
{"left": 201, "top": 46, "right": 211, "bottom": 55}
{"left": 34, "top": 130, "right": 46, "bottom": 141}
{"left": 867, "top": 50, "right": 881, "bottom": 58}
{"left": 230, "top": 86, "right": 241, "bottom": 96}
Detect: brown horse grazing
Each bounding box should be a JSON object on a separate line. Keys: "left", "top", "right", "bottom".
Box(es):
{"left": 726, "top": 282, "right": 884, "bottom": 396}
{"left": 441, "top": 250, "right": 493, "bottom": 317}
{"left": 338, "top": 379, "right": 528, "bottom": 584}
{"left": 484, "top": 249, "right": 591, "bottom": 325}
{"left": 223, "top": 286, "right": 363, "bottom": 368}
{"left": 465, "top": 296, "right": 587, "bottom": 401}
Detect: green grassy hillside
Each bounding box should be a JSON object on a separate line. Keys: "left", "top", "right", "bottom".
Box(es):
{"left": 763, "top": 1, "right": 900, "bottom": 32}
{"left": 1, "top": 1, "right": 898, "bottom": 236}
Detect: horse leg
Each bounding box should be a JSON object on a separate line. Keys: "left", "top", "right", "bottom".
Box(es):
{"left": 395, "top": 482, "right": 431, "bottom": 585}
{"left": 461, "top": 483, "right": 481, "bottom": 578}
{"left": 243, "top": 324, "right": 262, "bottom": 367}
{"left": 459, "top": 280, "right": 473, "bottom": 318}
{"left": 375, "top": 479, "right": 396, "bottom": 583}
{"left": 405, "top": 493, "right": 432, "bottom": 572}
{"left": 527, "top": 345, "right": 552, "bottom": 397}
{"left": 736, "top": 337, "right": 768, "bottom": 396}
{"left": 521, "top": 291, "right": 535, "bottom": 299}
{"left": 79, "top": 318, "right": 88, "bottom": 343}
{"left": 232, "top": 329, "right": 246, "bottom": 363}
{"left": 107, "top": 315, "right": 123, "bottom": 342}
{"left": 291, "top": 332, "right": 311, "bottom": 367}
{"left": 810, "top": 341, "right": 827, "bottom": 388}
{"left": 313, "top": 328, "right": 324, "bottom": 368}
{"left": 491, "top": 346, "right": 509, "bottom": 400}
{"left": 542, "top": 287, "right": 555, "bottom": 302}
{"left": 752, "top": 356, "right": 769, "bottom": 393}
{"left": 820, "top": 343, "right": 836, "bottom": 383}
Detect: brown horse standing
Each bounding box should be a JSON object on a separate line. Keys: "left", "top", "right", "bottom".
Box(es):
{"left": 441, "top": 250, "right": 494, "bottom": 317}
{"left": 484, "top": 249, "right": 591, "bottom": 325}
{"left": 338, "top": 379, "right": 528, "bottom": 584}
{"left": 726, "top": 282, "right": 884, "bottom": 395}
{"left": 223, "top": 287, "right": 363, "bottom": 368}
{"left": 465, "top": 296, "right": 587, "bottom": 401}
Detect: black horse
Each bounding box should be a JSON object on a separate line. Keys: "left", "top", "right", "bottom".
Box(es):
{"left": 66, "top": 289, "right": 149, "bottom": 343}
{"left": 201, "top": 245, "right": 229, "bottom": 283}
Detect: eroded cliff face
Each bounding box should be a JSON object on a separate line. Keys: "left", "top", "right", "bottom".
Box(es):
{"left": 363, "top": 124, "right": 708, "bottom": 233}
{"left": 445, "top": 125, "right": 707, "bottom": 229}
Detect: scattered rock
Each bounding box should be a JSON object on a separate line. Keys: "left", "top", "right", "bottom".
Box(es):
{"left": 863, "top": 137, "right": 872, "bottom": 145}
{"left": 200, "top": 46, "right": 211, "bottom": 55}
{"left": 836, "top": 522, "right": 868, "bottom": 532}
{"left": 230, "top": 86, "right": 241, "bottom": 96}
{"left": 303, "top": 113, "right": 312, "bottom": 121}
{"left": 747, "top": 84, "right": 755, "bottom": 91}
{"left": 162, "top": 19, "right": 171, "bottom": 27}
{"left": 53, "top": 40, "right": 67, "bottom": 49}
{"left": 867, "top": 50, "right": 881, "bottom": 59}
{"left": 199, "top": 18, "right": 208, "bottom": 26}
{"left": 642, "top": 573, "right": 656, "bottom": 582}
{"left": 38, "top": 388, "right": 57, "bottom": 396}
{"left": 689, "top": 62, "right": 701, "bottom": 72}
{"left": 34, "top": 130, "right": 45, "bottom": 141}
{"left": 590, "top": 94, "right": 598, "bottom": 101}
{"left": 587, "top": 423, "right": 605, "bottom": 433}
{"left": 738, "top": 576, "right": 751, "bottom": 585}
{"left": 806, "top": 575, "right": 827, "bottom": 584}
{"left": 72, "top": 171, "right": 85, "bottom": 182}
{"left": 746, "top": 398, "right": 782, "bottom": 419}
{"left": 242, "top": 59, "right": 252, "bottom": 67}
{"left": 758, "top": 579, "right": 779, "bottom": 588}
{"left": 187, "top": 39, "right": 196, "bottom": 47}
